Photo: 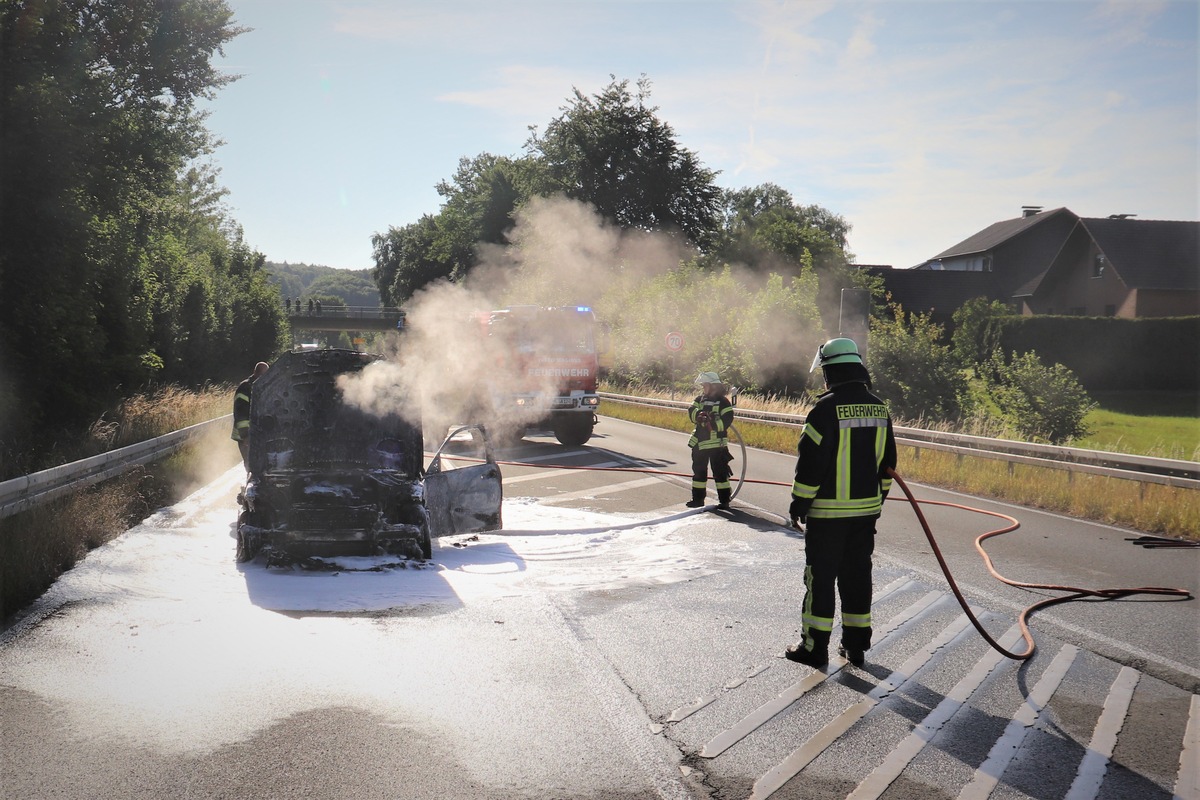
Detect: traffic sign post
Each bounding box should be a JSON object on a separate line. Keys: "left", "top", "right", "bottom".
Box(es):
{"left": 665, "top": 332, "right": 684, "bottom": 399}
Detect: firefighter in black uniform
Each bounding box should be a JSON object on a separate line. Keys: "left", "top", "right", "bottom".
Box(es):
{"left": 686, "top": 372, "right": 735, "bottom": 509}
{"left": 786, "top": 338, "right": 897, "bottom": 668}
{"left": 232, "top": 361, "right": 270, "bottom": 471}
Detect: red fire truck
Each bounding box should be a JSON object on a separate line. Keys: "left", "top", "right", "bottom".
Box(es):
{"left": 474, "top": 305, "right": 607, "bottom": 446}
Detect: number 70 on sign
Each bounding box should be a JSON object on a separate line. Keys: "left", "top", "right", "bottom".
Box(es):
{"left": 665, "top": 331, "right": 684, "bottom": 352}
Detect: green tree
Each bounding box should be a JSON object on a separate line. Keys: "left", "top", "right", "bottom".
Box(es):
{"left": 436, "top": 153, "right": 538, "bottom": 253}
{"left": 710, "top": 183, "right": 861, "bottom": 334}
{"left": 305, "top": 270, "right": 380, "bottom": 307}
{"left": 0, "top": 0, "right": 273, "bottom": 458}
{"left": 951, "top": 296, "right": 1012, "bottom": 371}
{"left": 868, "top": 305, "right": 967, "bottom": 423}
{"left": 525, "top": 76, "right": 722, "bottom": 248}
{"left": 372, "top": 215, "right": 456, "bottom": 307}
{"left": 715, "top": 184, "right": 850, "bottom": 272}
{"left": 601, "top": 261, "right": 823, "bottom": 392}
{"left": 987, "top": 351, "right": 1095, "bottom": 444}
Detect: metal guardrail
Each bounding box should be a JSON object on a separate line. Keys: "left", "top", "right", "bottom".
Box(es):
{"left": 0, "top": 416, "right": 231, "bottom": 521}
{"left": 599, "top": 392, "right": 1200, "bottom": 491}
{"left": 3, "top": 393, "right": 1196, "bottom": 523}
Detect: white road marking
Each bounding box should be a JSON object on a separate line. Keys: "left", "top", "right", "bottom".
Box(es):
{"left": 957, "top": 644, "right": 1079, "bottom": 800}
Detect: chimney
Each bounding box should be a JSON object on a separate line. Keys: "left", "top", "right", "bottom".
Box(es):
{"left": 1021, "top": 206, "right": 1043, "bottom": 218}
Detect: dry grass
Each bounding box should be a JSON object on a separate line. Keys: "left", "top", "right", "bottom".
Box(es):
{"left": 599, "top": 395, "right": 1200, "bottom": 540}
{"left": 2, "top": 384, "right": 241, "bottom": 625}
{"left": 89, "top": 383, "right": 233, "bottom": 450}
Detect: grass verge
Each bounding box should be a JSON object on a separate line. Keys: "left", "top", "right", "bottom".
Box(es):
{"left": 599, "top": 399, "right": 1200, "bottom": 540}
{"left": 2, "top": 385, "right": 240, "bottom": 626}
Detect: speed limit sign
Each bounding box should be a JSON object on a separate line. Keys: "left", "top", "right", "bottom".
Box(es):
{"left": 665, "top": 331, "right": 684, "bottom": 352}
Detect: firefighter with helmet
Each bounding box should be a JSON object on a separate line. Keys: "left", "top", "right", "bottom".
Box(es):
{"left": 785, "top": 338, "right": 897, "bottom": 668}
{"left": 686, "top": 371, "right": 735, "bottom": 509}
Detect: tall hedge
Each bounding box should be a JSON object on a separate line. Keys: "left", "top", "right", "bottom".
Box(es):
{"left": 996, "top": 316, "right": 1199, "bottom": 392}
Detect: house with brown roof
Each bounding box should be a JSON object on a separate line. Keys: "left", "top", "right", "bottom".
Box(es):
{"left": 865, "top": 207, "right": 1199, "bottom": 323}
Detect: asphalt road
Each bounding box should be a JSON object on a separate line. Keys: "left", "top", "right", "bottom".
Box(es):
{"left": 1, "top": 415, "right": 1197, "bottom": 800}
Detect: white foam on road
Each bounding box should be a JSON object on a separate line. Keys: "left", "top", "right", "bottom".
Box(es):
{"left": 0, "top": 467, "right": 718, "bottom": 754}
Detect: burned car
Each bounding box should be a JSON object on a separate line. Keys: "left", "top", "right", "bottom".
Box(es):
{"left": 235, "top": 348, "right": 502, "bottom": 564}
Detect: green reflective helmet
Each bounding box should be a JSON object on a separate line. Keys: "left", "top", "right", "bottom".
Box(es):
{"left": 809, "top": 337, "right": 863, "bottom": 372}
{"left": 695, "top": 371, "right": 721, "bottom": 386}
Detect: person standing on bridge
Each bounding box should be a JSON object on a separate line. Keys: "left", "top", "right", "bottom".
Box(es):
{"left": 786, "top": 338, "right": 897, "bottom": 669}
{"left": 686, "top": 372, "right": 735, "bottom": 510}
{"left": 232, "top": 361, "right": 270, "bottom": 471}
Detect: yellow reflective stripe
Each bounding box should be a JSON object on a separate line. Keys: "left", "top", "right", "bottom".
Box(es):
{"left": 842, "top": 612, "right": 872, "bottom": 628}
{"left": 837, "top": 427, "right": 851, "bottom": 500}
{"left": 696, "top": 438, "right": 724, "bottom": 450}
{"left": 875, "top": 426, "right": 886, "bottom": 466}
{"left": 802, "top": 423, "right": 822, "bottom": 446}
{"left": 802, "top": 613, "right": 834, "bottom": 631}
{"left": 811, "top": 496, "right": 883, "bottom": 509}
{"left": 235, "top": 391, "right": 250, "bottom": 403}
{"left": 881, "top": 476, "right": 894, "bottom": 492}
{"left": 803, "top": 565, "right": 815, "bottom": 629}
{"left": 692, "top": 480, "right": 708, "bottom": 490}
{"left": 714, "top": 480, "right": 731, "bottom": 490}
{"left": 235, "top": 420, "right": 250, "bottom": 431}
{"left": 792, "top": 481, "right": 818, "bottom": 499}
{"left": 811, "top": 496, "right": 883, "bottom": 508}
{"left": 807, "top": 503, "right": 882, "bottom": 519}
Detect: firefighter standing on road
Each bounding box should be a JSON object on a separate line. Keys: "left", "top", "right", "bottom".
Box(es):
{"left": 232, "top": 361, "right": 270, "bottom": 471}
{"left": 686, "top": 372, "right": 735, "bottom": 509}
{"left": 786, "top": 338, "right": 897, "bottom": 668}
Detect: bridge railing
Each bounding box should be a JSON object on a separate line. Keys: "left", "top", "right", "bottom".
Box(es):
{"left": 285, "top": 305, "right": 406, "bottom": 321}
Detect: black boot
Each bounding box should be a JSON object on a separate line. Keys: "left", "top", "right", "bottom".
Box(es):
{"left": 685, "top": 489, "right": 706, "bottom": 508}
{"left": 839, "top": 645, "right": 866, "bottom": 667}
{"left": 786, "top": 630, "right": 830, "bottom": 667}
{"left": 716, "top": 488, "right": 731, "bottom": 510}
{"left": 785, "top": 641, "right": 828, "bottom": 667}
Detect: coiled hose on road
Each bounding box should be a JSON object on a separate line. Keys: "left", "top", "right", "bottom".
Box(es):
{"left": 456, "top": 424, "right": 1193, "bottom": 661}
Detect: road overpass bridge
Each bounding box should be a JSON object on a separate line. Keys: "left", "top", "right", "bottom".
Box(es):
{"left": 287, "top": 306, "right": 406, "bottom": 333}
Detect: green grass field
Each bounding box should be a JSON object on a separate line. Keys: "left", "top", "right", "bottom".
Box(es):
{"left": 1076, "top": 392, "right": 1200, "bottom": 460}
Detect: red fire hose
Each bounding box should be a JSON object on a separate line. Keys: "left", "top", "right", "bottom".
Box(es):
{"left": 445, "top": 433, "right": 1194, "bottom": 661}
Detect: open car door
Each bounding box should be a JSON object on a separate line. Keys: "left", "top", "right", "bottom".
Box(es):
{"left": 425, "top": 424, "right": 503, "bottom": 537}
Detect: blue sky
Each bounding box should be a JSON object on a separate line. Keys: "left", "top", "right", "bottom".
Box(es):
{"left": 201, "top": 0, "right": 1199, "bottom": 272}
